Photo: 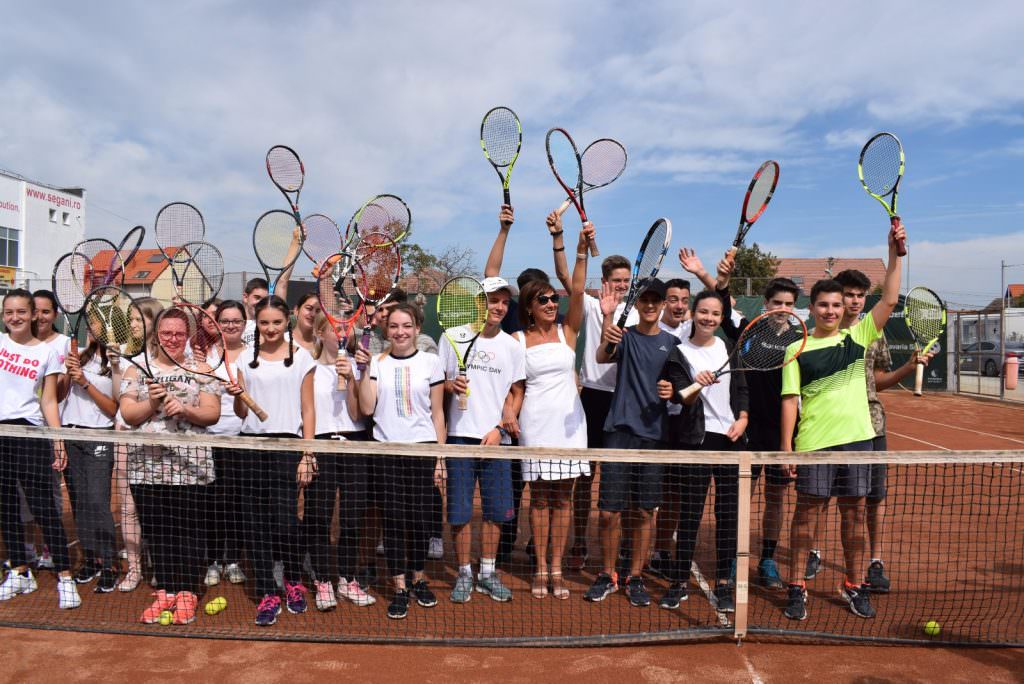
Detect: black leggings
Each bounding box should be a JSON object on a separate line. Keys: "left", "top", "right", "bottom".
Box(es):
{"left": 670, "top": 432, "right": 739, "bottom": 584}
{"left": 375, "top": 448, "right": 436, "bottom": 577}
{"left": 205, "top": 446, "right": 246, "bottom": 567}
{"left": 304, "top": 432, "right": 369, "bottom": 582}
{"left": 0, "top": 423, "right": 71, "bottom": 572}
{"left": 131, "top": 483, "right": 205, "bottom": 594}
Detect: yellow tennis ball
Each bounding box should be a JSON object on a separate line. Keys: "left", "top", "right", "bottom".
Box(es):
{"left": 213, "top": 596, "right": 227, "bottom": 609}
{"left": 159, "top": 610, "right": 173, "bottom": 625}
{"left": 924, "top": 620, "right": 941, "bottom": 636}
{"left": 204, "top": 601, "right": 218, "bottom": 615}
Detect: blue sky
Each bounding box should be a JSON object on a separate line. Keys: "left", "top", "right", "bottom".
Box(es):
{"left": 2, "top": 1, "right": 1022, "bottom": 307}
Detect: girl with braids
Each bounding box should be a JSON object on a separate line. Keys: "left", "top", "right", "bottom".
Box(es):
{"left": 224, "top": 295, "right": 316, "bottom": 627}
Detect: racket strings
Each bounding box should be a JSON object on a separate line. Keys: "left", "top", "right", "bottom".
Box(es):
{"left": 635, "top": 221, "right": 670, "bottom": 283}
{"left": 905, "top": 289, "right": 945, "bottom": 341}
{"left": 87, "top": 287, "right": 144, "bottom": 357}
{"left": 357, "top": 241, "right": 400, "bottom": 303}
{"left": 744, "top": 163, "right": 778, "bottom": 222}
{"left": 302, "top": 214, "right": 342, "bottom": 264}
{"left": 176, "top": 241, "right": 224, "bottom": 304}
{"left": 736, "top": 313, "right": 807, "bottom": 370}
{"left": 581, "top": 140, "right": 627, "bottom": 187}
{"left": 254, "top": 210, "right": 299, "bottom": 267}
{"left": 54, "top": 253, "right": 88, "bottom": 313}
{"left": 438, "top": 277, "right": 487, "bottom": 334}
{"left": 546, "top": 130, "right": 582, "bottom": 189}
{"left": 481, "top": 108, "right": 521, "bottom": 166}
{"left": 155, "top": 203, "right": 205, "bottom": 250}
{"left": 355, "top": 196, "right": 411, "bottom": 244}
{"left": 861, "top": 135, "right": 902, "bottom": 195}
{"left": 267, "top": 147, "right": 303, "bottom": 192}
{"left": 318, "top": 259, "right": 362, "bottom": 322}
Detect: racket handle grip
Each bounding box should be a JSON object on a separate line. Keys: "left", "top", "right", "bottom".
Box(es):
{"left": 503, "top": 188, "right": 511, "bottom": 207}
{"left": 240, "top": 392, "right": 268, "bottom": 422}
{"left": 914, "top": 361, "right": 925, "bottom": 396}
{"left": 588, "top": 236, "right": 600, "bottom": 257}
{"left": 336, "top": 344, "right": 348, "bottom": 391}
{"left": 891, "top": 216, "right": 907, "bottom": 257}
{"left": 357, "top": 329, "right": 370, "bottom": 372}
{"left": 457, "top": 371, "right": 469, "bottom": 411}
{"left": 679, "top": 381, "right": 703, "bottom": 401}
{"left": 604, "top": 340, "right": 616, "bottom": 355}
{"left": 556, "top": 200, "right": 571, "bottom": 217}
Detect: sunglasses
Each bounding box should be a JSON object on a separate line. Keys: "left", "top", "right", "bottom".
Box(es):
{"left": 536, "top": 294, "right": 560, "bottom": 305}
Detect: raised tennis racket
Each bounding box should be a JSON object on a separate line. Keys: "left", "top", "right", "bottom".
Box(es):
{"left": 354, "top": 234, "right": 401, "bottom": 370}
{"left": 903, "top": 286, "right": 946, "bottom": 396}
{"left": 55, "top": 238, "right": 121, "bottom": 355}
{"left": 730, "top": 160, "right": 779, "bottom": 254}
{"left": 546, "top": 127, "right": 599, "bottom": 257}
{"left": 316, "top": 253, "right": 365, "bottom": 391}
{"left": 680, "top": 310, "right": 808, "bottom": 400}
{"left": 83, "top": 285, "right": 156, "bottom": 383}
{"left": 437, "top": 276, "right": 487, "bottom": 410}
{"left": 155, "top": 202, "right": 206, "bottom": 302}
{"left": 859, "top": 132, "right": 907, "bottom": 257}
{"left": 556, "top": 138, "right": 627, "bottom": 217}
{"left": 253, "top": 209, "right": 304, "bottom": 295}
{"left": 352, "top": 194, "right": 411, "bottom": 247}
{"left": 266, "top": 145, "right": 305, "bottom": 225}
{"left": 480, "top": 106, "right": 522, "bottom": 206}
{"left": 170, "top": 240, "right": 224, "bottom": 304}
{"left": 112, "top": 225, "right": 146, "bottom": 281}
{"left": 301, "top": 213, "right": 343, "bottom": 268}
{"left": 603, "top": 218, "right": 672, "bottom": 354}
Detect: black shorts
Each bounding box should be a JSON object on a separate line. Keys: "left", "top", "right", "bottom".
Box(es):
{"left": 795, "top": 439, "right": 874, "bottom": 499}
{"left": 597, "top": 431, "right": 664, "bottom": 512}
{"left": 747, "top": 435, "right": 791, "bottom": 488}
{"left": 868, "top": 434, "right": 887, "bottom": 502}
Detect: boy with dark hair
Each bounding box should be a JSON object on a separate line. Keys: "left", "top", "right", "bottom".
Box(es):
{"left": 781, "top": 226, "right": 905, "bottom": 621}
{"left": 241, "top": 277, "right": 269, "bottom": 346}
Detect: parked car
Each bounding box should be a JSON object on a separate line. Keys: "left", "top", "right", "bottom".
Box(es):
{"left": 959, "top": 340, "right": 1024, "bottom": 377}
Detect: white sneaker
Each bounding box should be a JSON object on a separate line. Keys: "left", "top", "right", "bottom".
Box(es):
{"left": 35, "top": 548, "right": 55, "bottom": 570}
{"left": 337, "top": 578, "right": 376, "bottom": 606}
{"left": 204, "top": 563, "right": 222, "bottom": 587}
{"left": 0, "top": 569, "right": 37, "bottom": 600}
{"left": 427, "top": 537, "right": 444, "bottom": 560}
{"left": 57, "top": 576, "right": 81, "bottom": 609}
{"left": 314, "top": 580, "right": 337, "bottom": 611}
{"left": 224, "top": 563, "right": 247, "bottom": 584}
{"left": 375, "top": 540, "right": 385, "bottom": 556}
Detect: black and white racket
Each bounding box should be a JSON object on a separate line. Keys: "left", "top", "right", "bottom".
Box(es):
{"left": 604, "top": 218, "right": 673, "bottom": 353}
{"left": 480, "top": 106, "right": 522, "bottom": 206}
{"left": 266, "top": 145, "right": 305, "bottom": 225}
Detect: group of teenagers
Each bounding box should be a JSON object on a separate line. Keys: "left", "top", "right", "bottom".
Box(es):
{"left": 0, "top": 202, "right": 926, "bottom": 628}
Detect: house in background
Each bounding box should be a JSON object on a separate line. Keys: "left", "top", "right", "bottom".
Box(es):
{"left": 774, "top": 257, "right": 886, "bottom": 293}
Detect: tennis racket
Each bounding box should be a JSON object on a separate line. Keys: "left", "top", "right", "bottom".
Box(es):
{"left": 556, "top": 138, "right": 627, "bottom": 217}
{"left": 858, "top": 132, "right": 907, "bottom": 257}
{"left": 155, "top": 202, "right": 206, "bottom": 302}
{"left": 546, "top": 127, "right": 599, "bottom": 257}
{"left": 679, "top": 310, "right": 809, "bottom": 400}
{"left": 352, "top": 194, "right": 411, "bottom": 247}
{"left": 55, "top": 238, "right": 120, "bottom": 356}
{"left": 437, "top": 276, "right": 487, "bottom": 410}
{"left": 354, "top": 234, "right": 402, "bottom": 370}
{"left": 302, "top": 213, "right": 343, "bottom": 268}
{"left": 903, "top": 286, "right": 946, "bottom": 396}
{"left": 316, "top": 253, "right": 365, "bottom": 391}
{"left": 604, "top": 218, "right": 672, "bottom": 354}
{"left": 253, "top": 209, "right": 304, "bottom": 295}
{"left": 266, "top": 145, "right": 305, "bottom": 225}
{"left": 480, "top": 106, "right": 522, "bottom": 206}
{"left": 83, "top": 285, "right": 156, "bottom": 383}
{"left": 163, "top": 303, "right": 268, "bottom": 420}
{"left": 730, "top": 160, "right": 779, "bottom": 254}
{"left": 112, "top": 225, "right": 146, "bottom": 282}
{"left": 170, "top": 240, "right": 224, "bottom": 304}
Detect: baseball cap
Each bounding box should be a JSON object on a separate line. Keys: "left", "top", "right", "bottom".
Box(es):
{"left": 481, "top": 276, "right": 517, "bottom": 295}
{"left": 639, "top": 277, "right": 667, "bottom": 300}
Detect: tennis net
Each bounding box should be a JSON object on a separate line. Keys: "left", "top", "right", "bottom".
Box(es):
{"left": 0, "top": 423, "right": 1020, "bottom": 646}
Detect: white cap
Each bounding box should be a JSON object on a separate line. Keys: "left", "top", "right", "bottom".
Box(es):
{"left": 481, "top": 276, "right": 516, "bottom": 295}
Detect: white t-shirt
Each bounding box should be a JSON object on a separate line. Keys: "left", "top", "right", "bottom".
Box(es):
{"left": 43, "top": 333, "right": 70, "bottom": 371}
{"left": 369, "top": 350, "right": 445, "bottom": 443}
{"left": 241, "top": 320, "right": 256, "bottom": 348}
{"left": 207, "top": 361, "right": 244, "bottom": 436}
{"left": 439, "top": 328, "right": 525, "bottom": 440}
{"left": 676, "top": 337, "right": 734, "bottom": 436}
{"left": 580, "top": 293, "right": 638, "bottom": 391}
{"left": 0, "top": 333, "right": 63, "bottom": 425}
{"left": 313, "top": 361, "right": 366, "bottom": 435}
{"left": 659, "top": 319, "right": 692, "bottom": 343}
{"left": 235, "top": 346, "right": 316, "bottom": 436}
{"left": 62, "top": 353, "right": 115, "bottom": 428}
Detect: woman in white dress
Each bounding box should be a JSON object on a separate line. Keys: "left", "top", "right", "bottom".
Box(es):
{"left": 514, "top": 222, "right": 593, "bottom": 599}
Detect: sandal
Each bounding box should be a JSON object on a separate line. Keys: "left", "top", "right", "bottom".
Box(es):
{"left": 532, "top": 572, "right": 548, "bottom": 599}
{"left": 551, "top": 571, "right": 569, "bottom": 600}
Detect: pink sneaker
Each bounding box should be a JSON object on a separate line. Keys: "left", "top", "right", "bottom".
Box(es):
{"left": 337, "top": 578, "right": 376, "bottom": 606}
{"left": 314, "top": 580, "right": 337, "bottom": 611}
{"left": 140, "top": 589, "right": 176, "bottom": 623}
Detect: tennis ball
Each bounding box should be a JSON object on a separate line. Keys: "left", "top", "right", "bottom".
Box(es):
{"left": 204, "top": 596, "right": 227, "bottom": 615}
{"left": 158, "top": 610, "right": 173, "bottom": 625}
{"left": 924, "top": 620, "right": 941, "bottom": 636}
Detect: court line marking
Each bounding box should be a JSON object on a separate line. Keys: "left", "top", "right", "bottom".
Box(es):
{"left": 738, "top": 648, "right": 765, "bottom": 684}
{"left": 887, "top": 430, "right": 952, "bottom": 451}
{"left": 690, "top": 561, "right": 731, "bottom": 627}
{"left": 888, "top": 411, "right": 1024, "bottom": 446}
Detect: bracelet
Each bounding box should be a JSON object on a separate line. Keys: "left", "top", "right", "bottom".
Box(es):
{"left": 552, "top": 246, "right": 565, "bottom": 252}
{"left": 576, "top": 252, "right": 587, "bottom": 259}
{"left": 549, "top": 230, "right": 564, "bottom": 237}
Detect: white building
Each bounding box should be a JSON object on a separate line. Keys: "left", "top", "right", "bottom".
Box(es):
{"left": 0, "top": 168, "right": 86, "bottom": 291}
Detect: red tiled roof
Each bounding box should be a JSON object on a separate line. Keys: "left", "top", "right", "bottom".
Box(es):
{"left": 92, "top": 248, "right": 177, "bottom": 286}
{"left": 775, "top": 258, "right": 886, "bottom": 289}
{"left": 1007, "top": 284, "right": 1024, "bottom": 298}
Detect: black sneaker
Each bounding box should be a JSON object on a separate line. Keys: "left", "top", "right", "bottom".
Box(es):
{"left": 713, "top": 583, "right": 735, "bottom": 613}
{"left": 840, "top": 583, "right": 876, "bottom": 618}
{"left": 357, "top": 565, "right": 377, "bottom": 592}
{"left": 387, "top": 589, "right": 410, "bottom": 619}
{"left": 784, "top": 584, "right": 807, "bottom": 620}
{"left": 658, "top": 582, "right": 689, "bottom": 610}
{"left": 73, "top": 562, "right": 102, "bottom": 585}
{"left": 804, "top": 550, "right": 822, "bottom": 580}
{"left": 757, "top": 558, "right": 785, "bottom": 589}
{"left": 583, "top": 572, "right": 618, "bottom": 602}
{"left": 866, "top": 560, "right": 890, "bottom": 593}
{"left": 410, "top": 579, "right": 437, "bottom": 607}
{"left": 94, "top": 566, "right": 118, "bottom": 593}
{"left": 646, "top": 550, "right": 670, "bottom": 580}
{"left": 624, "top": 575, "right": 650, "bottom": 607}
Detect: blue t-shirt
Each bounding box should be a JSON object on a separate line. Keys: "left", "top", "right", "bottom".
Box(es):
{"left": 603, "top": 327, "right": 678, "bottom": 442}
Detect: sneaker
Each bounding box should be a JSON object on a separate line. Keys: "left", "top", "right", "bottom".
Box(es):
{"left": 647, "top": 550, "right": 670, "bottom": 580}
{"left": 784, "top": 584, "right": 807, "bottom": 621}
{"left": 616, "top": 553, "right": 632, "bottom": 579}
{"left": 35, "top": 547, "right": 55, "bottom": 570}
{"left": 74, "top": 561, "right": 102, "bottom": 585}
{"left": 804, "top": 550, "right": 822, "bottom": 580}
{"left": 284, "top": 581, "right": 308, "bottom": 614}
{"left": 337, "top": 578, "right": 376, "bottom": 606}
{"left": 173, "top": 591, "right": 197, "bottom": 624}
{"left": 476, "top": 573, "right": 512, "bottom": 602}
{"left": 118, "top": 567, "right": 141, "bottom": 593}
{"left": 255, "top": 594, "right": 282, "bottom": 626}
{"left": 410, "top": 579, "right": 437, "bottom": 607}
{"left": 427, "top": 537, "right": 444, "bottom": 560}
{"left": 758, "top": 558, "right": 784, "bottom": 589}
{"left": 659, "top": 582, "right": 689, "bottom": 610}
{"left": 224, "top": 563, "right": 247, "bottom": 585}
{"left": 625, "top": 575, "right": 650, "bottom": 607}
{"left": 314, "top": 580, "right": 337, "bottom": 611}
{"left": 0, "top": 569, "right": 38, "bottom": 601}
{"left": 140, "top": 589, "right": 177, "bottom": 623}
{"left": 95, "top": 566, "right": 118, "bottom": 594}
{"left": 204, "top": 562, "right": 222, "bottom": 587}
{"left": 840, "top": 582, "right": 876, "bottom": 619}
{"left": 450, "top": 572, "right": 473, "bottom": 604}
{"left": 866, "top": 560, "right": 891, "bottom": 593}
{"left": 584, "top": 572, "right": 618, "bottom": 602}
{"left": 387, "top": 589, "right": 409, "bottom": 619}
{"left": 714, "top": 583, "right": 735, "bottom": 613}
{"left": 57, "top": 576, "right": 82, "bottom": 610}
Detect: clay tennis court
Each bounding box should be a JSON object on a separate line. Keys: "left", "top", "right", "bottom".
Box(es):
{"left": 1, "top": 391, "right": 1022, "bottom": 682}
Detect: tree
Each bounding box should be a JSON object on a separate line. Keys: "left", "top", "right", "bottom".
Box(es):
{"left": 731, "top": 243, "right": 779, "bottom": 295}
{"left": 400, "top": 241, "right": 478, "bottom": 294}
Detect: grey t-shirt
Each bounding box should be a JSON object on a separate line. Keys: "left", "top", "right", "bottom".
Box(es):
{"left": 603, "top": 327, "right": 678, "bottom": 442}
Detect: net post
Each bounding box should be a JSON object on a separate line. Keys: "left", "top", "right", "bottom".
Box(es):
{"left": 734, "top": 451, "right": 752, "bottom": 643}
